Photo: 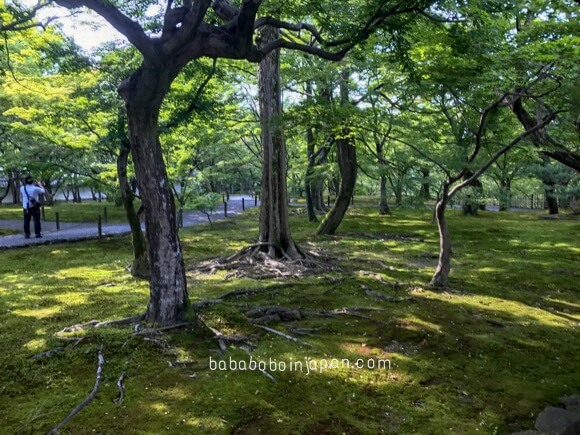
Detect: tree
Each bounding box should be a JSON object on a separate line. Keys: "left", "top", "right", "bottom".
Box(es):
{"left": 51, "top": 0, "right": 432, "bottom": 325}
{"left": 256, "top": 25, "right": 303, "bottom": 258}
{"left": 316, "top": 69, "right": 358, "bottom": 235}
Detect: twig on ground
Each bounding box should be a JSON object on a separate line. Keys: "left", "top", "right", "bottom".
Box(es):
{"left": 242, "top": 349, "right": 276, "bottom": 382}
{"left": 254, "top": 325, "right": 312, "bottom": 347}
{"left": 48, "top": 345, "right": 105, "bottom": 435}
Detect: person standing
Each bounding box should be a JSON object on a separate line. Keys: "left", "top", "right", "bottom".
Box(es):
{"left": 20, "top": 176, "right": 46, "bottom": 239}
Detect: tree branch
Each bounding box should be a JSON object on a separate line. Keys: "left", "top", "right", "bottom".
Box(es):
{"left": 54, "top": 0, "right": 156, "bottom": 61}
{"left": 448, "top": 111, "right": 561, "bottom": 199}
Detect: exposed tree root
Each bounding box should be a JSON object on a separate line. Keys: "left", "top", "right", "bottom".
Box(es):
{"left": 48, "top": 345, "right": 105, "bottom": 435}
{"left": 57, "top": 314, "right": 145, "bottom": 335}
{"left": 133, "top": 322, "right": 195, "bottom": 336}
{"left": 255, "top": 325, "right": 313, "bottom": 347}
{"left": 30, "top": 347, "right": 65, "bottom": 361}
{"left": 114, "top": 372, "right": 126, "bottom": 405}
{"left": 190, "top": 244, "right": 341, "bottom": 280}
{"left": 317, "top": 307, "right": 391, "bottom": 325}
{"left": 191, "top": 283, "right": 304, "bottom": 312}
{"left": 207, "top": 325, "right": 254, "bottom": 352}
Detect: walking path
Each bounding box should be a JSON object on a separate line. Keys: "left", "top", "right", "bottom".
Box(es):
{"left": 0, "top": 196, "right": 259, "bottom": 250}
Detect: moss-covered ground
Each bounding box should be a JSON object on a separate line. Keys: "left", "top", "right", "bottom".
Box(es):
{"left": 0, "top": 205, "right": 578, "bottom": 434}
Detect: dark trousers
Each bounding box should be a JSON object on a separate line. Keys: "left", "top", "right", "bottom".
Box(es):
{"left": 23, "top": 207, "right": 41, "bottom": 237}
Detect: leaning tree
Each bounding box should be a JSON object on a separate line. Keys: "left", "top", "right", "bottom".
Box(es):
{"left": 50, "top": 0, "right": 434, "bottom": 325}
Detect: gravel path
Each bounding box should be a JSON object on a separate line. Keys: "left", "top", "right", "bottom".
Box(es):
{"left": 0, "top": 196, "right": 259, "bottom": 250}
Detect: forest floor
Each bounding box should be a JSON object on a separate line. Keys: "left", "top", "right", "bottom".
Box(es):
{"left": 0, "top": 204, "right": 578, "bottom": 434}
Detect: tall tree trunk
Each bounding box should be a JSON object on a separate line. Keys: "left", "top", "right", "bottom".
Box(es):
{"left": 377, "top": 141, "right": 391, "bottom": 215}
{"left": 499, "top": 178, "right": 511, "bottom": 211}
{"left": 117, "top": 144, "right": 150, "bottom": 278}
{"left": 11, "top": 176, "right": 20, "bottom": 205}
{"left": 317, "top": 135, "right": 357, "bottom": 234}
{"left": 305, "top": 126, "right": 318, "bottom": 222}
{"left": 540, "top": 154, "right": 559, "bottom": 215}
{"left": 317, "top": 70, "right": 357, "bottom": 235}
{"left": 430, "top": 187, "right": 452, "bottom": 288}
{"left": 379, "top": 175, "right": 391, "bottom": 215}
{"left": 0, "top": 177, "right": 13, "bottom": 203}
{"left": 257, "top": 26, "right": 302, "bottom": 259}
{"left": 122, "top": 64, "right": 188, "bottom": 326}
{"left": 420, "top": 168, "right": 430, "bottom": 200}
{"left": 461, "top": 170, "right": 481, "bottom": 216}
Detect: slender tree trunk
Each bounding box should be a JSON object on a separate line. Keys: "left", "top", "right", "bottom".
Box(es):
{"left": 420, "top": 168, "right": 430, "bottom": 200}
{"left": 122, "top": 64, "right": 188, "bottom": 326}
{"left": 545, "top": 187, "right": 559, "bottom": 214}
{"left": 377, "top": 141, "right": 391, "bottom": 215}
{"left": 305, "top": 126, "right": 318, "bottom": 222}
{"left": 379, "top": 175, "right": 391, "bottom": 215}
{"left": 461, "top": 170, "right": 481, "bottom": 215}
{"left": 117, "top": 144, "right": 150, "bottom": 278}
{"left": 257, "top": 25, "right": 302, "bottom": 259}
{"left": 430, "top": 188, "right": 452, "bottom": 288}
{"left": 540, "top": 154, "right": 559, "bottom": 215}
{"left": 11, "top": 176, "right": 20, "bottom": 205}
{"left": 499, "top": 179, "right": 511, "bottom": 211}
{"left": 317, "top": 71, "right": 357, "bottom": 234}
{"left": 0, "top": 177, "right": 13, "bottom": 203}
{"left": 317, "top": 134, "right": 357, "bottom": 234}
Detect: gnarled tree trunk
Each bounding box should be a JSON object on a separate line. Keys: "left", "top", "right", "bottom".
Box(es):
{"left": 121, "top": 64, "right": 188, "bottom": 326}
{"left": 316, "top": 133, "right": 357, "bottom": 234}
{"left": 430, "top": 186, "right": 452, "bottom": 288}
{"left": 257, "top": 26, "right": 303, "bottom": 259}
{"left": 317, "top": 70, "right": 357, "bottom": 235}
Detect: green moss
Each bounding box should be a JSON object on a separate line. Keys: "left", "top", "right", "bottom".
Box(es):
{"left": 0, "top": 206, "right": 578, "bottom": 434}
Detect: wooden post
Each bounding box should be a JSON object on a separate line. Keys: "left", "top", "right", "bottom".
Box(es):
{"left": 242, "top": 197, "right": 245, "bottom": 211}
{"left": 56, "top": 212, "right": 60, "bottom": 230}
{"left": 103, "top": 206, "right": 108, "bottom": 223}
{"left": 41, "top": 206, "right": 46, "bottom": 221}
{"left": 98, "top": 215, "right": 102, "bottom": 239}
{"left": 224, "top": 201, "right": 228, "bottom": 218}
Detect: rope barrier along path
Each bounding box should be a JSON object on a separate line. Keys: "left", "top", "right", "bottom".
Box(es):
{"left": 48, "top": 345, "right": 105, "bottom": 435}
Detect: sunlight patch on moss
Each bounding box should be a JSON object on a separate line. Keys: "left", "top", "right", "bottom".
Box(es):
{"left": 24, "top": 338, "right": 47, "bottom": 351}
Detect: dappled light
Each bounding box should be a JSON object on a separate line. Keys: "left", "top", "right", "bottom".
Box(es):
{"left": 1, "top": 0, "right": 579, "bottom": 432}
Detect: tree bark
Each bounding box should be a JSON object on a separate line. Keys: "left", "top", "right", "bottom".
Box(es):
{"left": 499, "top": 178, "right": 511, "bottom": 211}
{"left": 539, "top": 154, "right": 559, "bottom": 215}
{"left": 122, "top": 63, "right": 188, "bottom": 325}
{"left": 117, "top": 144, "right": 150, "bottom": 278}
{"left": 316, "top": 133, "right": 357, "bottom": 234}
{"left": 316, "top": 70, "right": 357, "bottom": 235}
{"left": 257, "top": 26, "right": 303, "bottom": 259}
{"left": 420, "top": 168, "right": 430, "bottom": 200}
{"left": 0, "top": 177, "right": 13, "bottom": 203}
{"left": 379, "top": 174, "right": 391, "bottom": 215}
{"left": 305, "top": 126, "right": 318, "bottom": 223}
{"left": 461, "top": 171, "right": 482, "bottom": 216}
{"left": 430, "top": 189, "right": 451, "bottom": 288}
